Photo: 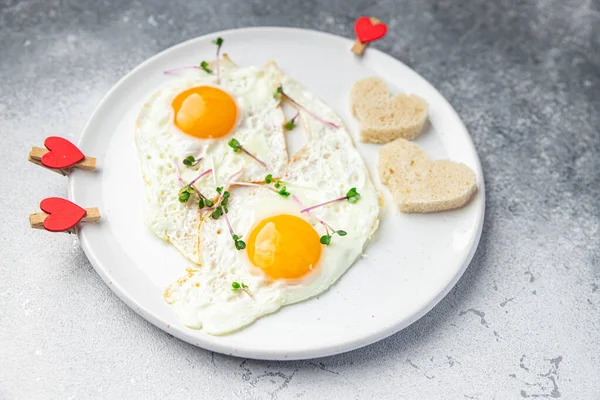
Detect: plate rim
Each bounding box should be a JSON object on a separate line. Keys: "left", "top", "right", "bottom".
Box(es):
{"left": 69, "top": 26, "right": 486, "bottom": 360}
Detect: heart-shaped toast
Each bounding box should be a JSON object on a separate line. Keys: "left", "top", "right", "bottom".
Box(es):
{"left": 41, "top": 136, "right": 85, "bottom": 169}
{"left": 351, "top": 77, "right": 428, "bottom": 143}
{"left": 354, "top": 17, "right": 388, "bottom": 43}
{"left": 379, "top": 139, "right": 477, "bottom": 213}
{"left": 40, "top": 197, "right": 87, "bottom": 232}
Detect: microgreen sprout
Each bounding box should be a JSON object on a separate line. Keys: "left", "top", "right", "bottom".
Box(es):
{"left": 228, "top": 138, "right": 268, "bottom": 169}
{"left": 278, "top": 186, "right": 290, "bottom": 197}
{"left": 210, "top": 190, "right": 230, "bottom": 219}
{"left": 299, "top": 187, "right": 361, "bottom": 213}
{"left": 231, "top": 281, "right": 253, "bottom": 298}
{"left": 258, "top": 175, "right": 291, "bottom": 197}
{"left": 292, "top": 195, "right": 347, "bottom": 246}
{"left": 183, "top": 155, "right": 203, "bottom": 167}
{"left": 211, "top": 208, "right": 222, "bottom": 219}
{"left": 227, "top": 139, "right": 241, "bottom": 153}
{"left": 174, "top": 158, "right": 212, "bottom": 204}
{"left": 200, "top": 61, "right": 212, "bottom": 74}
{"left": 213, "top": 37, "right": 224, "bottom": 84}
{"left": 320, "top": 230, "right": 347, "bottom": 246}
{"left": 198, "top": 197, "right": 214, "bottom": 209}
{"left": 178, "top": 186, "right": 195, "bottom": 203}
{"left": 273, "top": 85, "right": 340, "bottom": 130}
{"left": 200, "top": 168, "right": 244, "bottom": 217}
{"left": 233, "top": 234, "right": 246, "bottom": 250}
{"left": 284, "top": 112, "right": 299, "bottom": 130}
{"left": 223, "top": 205, "right": 246, "bottom": 250}
{"left": 346, "top": 187, "right": 361, "bottom": 203}
{"left": 229, "top": 176, "right": 290, "bottom": 198}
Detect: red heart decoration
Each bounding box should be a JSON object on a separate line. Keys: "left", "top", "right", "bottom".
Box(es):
{"left": 41, "top": 136, "right": 85, "bottom": 169}
{"left": 354, "top": 16, "right": 388, "bottom": 43}
{"left": 40, "top": 197, "right": 87, "bottom": 232}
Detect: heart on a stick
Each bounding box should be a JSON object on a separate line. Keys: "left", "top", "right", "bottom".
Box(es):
{"left": 378, "top": 139, "right": 477, "bottom": 213}
{"left": 40, "top": 197, "right": 87, "bottom": 232}
{"left": 41, "top": 136, "right": 85, "bottom": 169}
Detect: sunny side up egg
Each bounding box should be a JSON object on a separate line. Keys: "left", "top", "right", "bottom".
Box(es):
{"left": 135, "top": 57, "right": 288, "bottom": 264}
{"left": 163, "top": 61, "right": 380, "bottom": 335}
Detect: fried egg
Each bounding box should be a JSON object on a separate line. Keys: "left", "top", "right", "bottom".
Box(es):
{"left": 135, "top": 56, "right": 288, "bottom": 264}
{"left": 163, "top": 62, "right": 380, "bottom": 335}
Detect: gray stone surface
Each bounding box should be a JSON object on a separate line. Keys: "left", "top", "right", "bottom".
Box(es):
{"left": 1, "top": 0, "right": 599, "bottom": 398}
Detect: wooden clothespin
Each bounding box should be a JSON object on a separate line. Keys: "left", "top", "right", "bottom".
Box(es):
{"left": 351, "top": 16, "right": 388, "bottom": 56}
{"left": 29, "top": 197, "right": 100, "bottom": 233}
{"left": 29, "top": 136, "right": 96, "bottom": 175}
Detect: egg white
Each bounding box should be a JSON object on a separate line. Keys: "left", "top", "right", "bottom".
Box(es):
{"left": 164, "top": 62, "right": 380, "bottom": 335}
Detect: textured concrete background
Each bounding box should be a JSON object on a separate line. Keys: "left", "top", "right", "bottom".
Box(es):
{"left": 1, "top": 0, "right": 599, "bottom": 398}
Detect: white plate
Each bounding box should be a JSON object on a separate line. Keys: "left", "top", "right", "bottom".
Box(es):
{"left": 69, "top": 27, "right": 484, "bottom": 360}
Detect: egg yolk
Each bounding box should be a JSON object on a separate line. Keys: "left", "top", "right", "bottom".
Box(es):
{"left": 247, "top": 215, "right": 322, "bottom": 280}
{"left": 171, "top": 86, "right": 238, "bottom": 139}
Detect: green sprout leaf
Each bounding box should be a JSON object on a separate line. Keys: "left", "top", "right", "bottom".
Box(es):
{"left": 183, "top": 155, "right": 196, "bottom": 166}
{"left": 198, "top": 198, "right": 205, "bottom": 208}
{"left": 242, "top": 283, "right": 248, "bottom": 289}
{"left": 179, "top": 191, "right": 190, "bottom": 203}
{"left": 234, "top": 239, "right": 246, "bottom": 250}
{"left": 273, "top": 85, "right": 283, "bottom": 99}
{"left": 200, "top": 61, "right": 212, "bottom": 74}
{"left": 278, "top": 186, "right": 290, "bottom": 197}
{"left": 231, "top": 281, "right": 241, "bottom": 291}
{"left": 216, "top": 186, "right": 223, "bottom": 194}
{"left": 211, "top": 207, "right": 223, "bottom": 219}
{"left": 213, "top": 37, "right": 224, "bottom": 46}
{"left": 204, "top": 199, "right": 213, "bottom": 207}
{"left": 265, "top": 174, "right": 273, "bottom": 184}
{"left": 346, "top": 187, "right": 361, "bottom": 204}
{"left": 274, "top": 180, "right": 282, "bottom": 189}
{"left": 284, "top": 119, "right": 296, "bottom": 130}
{"left": 178, "top": 186, "right": 194, "bottom": 203}
{"left": 336, "top": 230, "right": 347, "bottom": 236}
{"left": 320, "top": 235, "right": 332, "bottom": 246}
{"left": 228, "top": 138, "right": 241, "bottom": 152}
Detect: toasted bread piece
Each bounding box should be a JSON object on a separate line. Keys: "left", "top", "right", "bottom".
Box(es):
{"left": 379, "top": 139, "right": 477, "bottom": 213}
{"left": 351, "top": 77, "right": 428, "bottom": 143}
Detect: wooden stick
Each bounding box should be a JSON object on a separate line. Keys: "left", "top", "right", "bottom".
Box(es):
{"left": 351, "top": 41, "right": 368, "bottom": 56}
{"left": 351, "top": 17, "right": 381, "bottom": 56}
{"left": 28, "top": 147, "right": 97, "bottom": 174}
{"left": 29, "top": 208, "right": 101, "bottom": 230}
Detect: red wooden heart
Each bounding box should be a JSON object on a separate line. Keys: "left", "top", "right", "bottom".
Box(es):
{"left": 354, "top": 16, "right": 388, "bottom": 43}
{"left": 40, "top": 197, "right": 87, "bottom": 232}
{"left": 41, "top": 136, "right": 85, "bottom": 169}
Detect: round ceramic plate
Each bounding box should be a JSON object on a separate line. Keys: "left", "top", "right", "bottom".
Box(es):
{"left": 69, "top": 27, "right": 484, "bottom": 360}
